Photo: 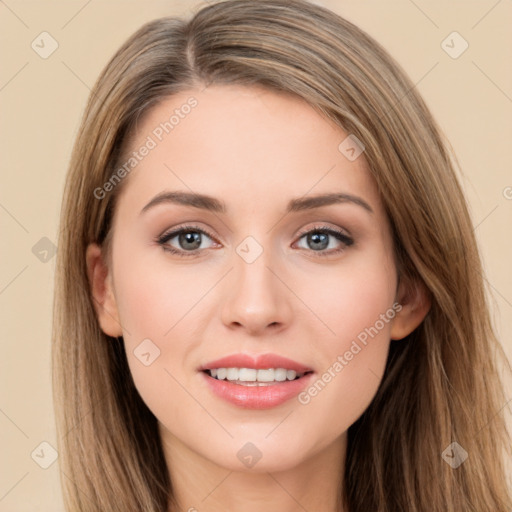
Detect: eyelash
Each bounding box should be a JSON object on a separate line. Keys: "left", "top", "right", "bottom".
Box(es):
{"left": 156, "top": 224, "right": 354, "bottom": 258}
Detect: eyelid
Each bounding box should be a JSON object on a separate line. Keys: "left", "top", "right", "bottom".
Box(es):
{"left": 295, "top": 222, "right": 352, "bottom": 239}
{"left": 157, "top": 223, "right": 220, "bottom": 247}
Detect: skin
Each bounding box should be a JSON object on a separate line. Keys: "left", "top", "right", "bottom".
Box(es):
{"left": 86, "top": 84, "right": 430, "bottom": 512}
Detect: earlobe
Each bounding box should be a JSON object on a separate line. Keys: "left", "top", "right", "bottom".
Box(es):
{"left": 390, "top": 276, "right": 431, "bottom": 340}
{"left": 85, "top": 243, "right": 123, "bottom": 337}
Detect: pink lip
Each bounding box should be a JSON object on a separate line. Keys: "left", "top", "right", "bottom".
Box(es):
{"left": 198, "top": 353, "right": 315, "bottom": 409}
{"left": 200, "top": 371, "right": 315, "bottom": 409}
{"left": 199, "top": 353, "right": 313, "bottom": 373}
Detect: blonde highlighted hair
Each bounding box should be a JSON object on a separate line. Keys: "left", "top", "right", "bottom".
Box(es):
{"left": 52, "top": 0, "right": 512, "bottom": 510}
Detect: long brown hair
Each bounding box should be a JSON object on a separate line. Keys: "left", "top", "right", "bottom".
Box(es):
{"left": 52, "top": 0, "right": 512, "bottom": 510}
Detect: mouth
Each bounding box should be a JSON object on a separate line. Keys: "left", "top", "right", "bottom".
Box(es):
{"left": 198, "top": 353, "right": 315, "bottom": 409}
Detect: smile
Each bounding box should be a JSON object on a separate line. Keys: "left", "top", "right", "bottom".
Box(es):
{"left": 199, "top": 353, "right": 316, "bottom": 409}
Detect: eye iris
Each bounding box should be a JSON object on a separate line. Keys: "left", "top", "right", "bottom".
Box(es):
{"left": 179, "top": 231, "right": 201, "bottom": 250}
{"left": 308, "top": 232, "right": 328, "bottom": 251}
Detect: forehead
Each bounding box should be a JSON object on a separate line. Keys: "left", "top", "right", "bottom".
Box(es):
{"left": 114, "top": 84, "right": 383, "bottom": 219}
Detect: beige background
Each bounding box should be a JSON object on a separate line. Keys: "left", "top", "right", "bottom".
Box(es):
{"left": 1, "top": 0, "right": 511, "bottom": 510}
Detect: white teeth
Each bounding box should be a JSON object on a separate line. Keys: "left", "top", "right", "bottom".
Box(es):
{"left": 207, "top": 367, "right": 305, "bottom": 382}
{"left": 286, "top": 369, "right": 297, "bottom": 380}
{"left": 274, "top": 368, "right": 287, "bottom": 381}
{"left": 226, "top": 368, "right": 238, "bottom": 381}
{"left": 238, "top": 368, "right": 257, "bottom": 381}
{"left": 257, "top": 369, "right": 275, "bottom": 382}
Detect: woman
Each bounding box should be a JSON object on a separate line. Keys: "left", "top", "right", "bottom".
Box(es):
{"left": 52, "top": 0, "right": 512, "bottom": 510}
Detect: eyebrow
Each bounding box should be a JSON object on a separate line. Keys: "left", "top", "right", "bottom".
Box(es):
{"left": 139, "top": 190, "right": 373, "bottom": 216}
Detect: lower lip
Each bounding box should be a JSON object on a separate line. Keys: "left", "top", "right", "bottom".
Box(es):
{"left": 200, "top": 371, "right": 315, "bottom": 409}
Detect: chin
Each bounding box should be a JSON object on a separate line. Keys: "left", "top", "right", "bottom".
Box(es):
{"left": 201, "top": 435, "right": 312, "bottom": 474}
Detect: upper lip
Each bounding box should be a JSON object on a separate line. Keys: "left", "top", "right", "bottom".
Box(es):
{"left": 199, "top": 353, "right": 314, "bottom": 373}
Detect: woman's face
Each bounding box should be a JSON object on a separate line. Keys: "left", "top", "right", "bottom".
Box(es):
{"left": 89, "top": 84, "right": 409, "bottom": 474}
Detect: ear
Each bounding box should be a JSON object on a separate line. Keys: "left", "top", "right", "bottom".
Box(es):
{"left": 390, "top": 275, "right": 431, "bottom": 340}
{"left": 85, "top": 243, "right": 123, "bottom": 337}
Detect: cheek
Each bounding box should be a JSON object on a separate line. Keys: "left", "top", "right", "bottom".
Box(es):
{"left": 111, "top": 245, "right": 213, "bottom": 414}
{"left": 113, "top": 264, "right": 198, "bottom": 426}
{"left": 305, "top": 249, "right": 396, "bottom": 344}
{"left": 113, "top": 243, "right": 209, "bottom": 340}
{"left": 294, "top": 252, "right": 396, "bottom": 431}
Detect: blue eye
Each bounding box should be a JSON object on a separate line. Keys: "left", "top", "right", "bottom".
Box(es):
{"left": 294, "top": 225, "right": 354, "bottom": 256}
{"left": 156, "top": 224, "right": 353, "bottom": 257}
{"left": 156, "top": 225, "right": 217, "bottom": 257}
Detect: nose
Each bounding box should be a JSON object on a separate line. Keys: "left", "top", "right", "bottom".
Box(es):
{"left": 220, "top": 245, "right": 293, "bottom": 336}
